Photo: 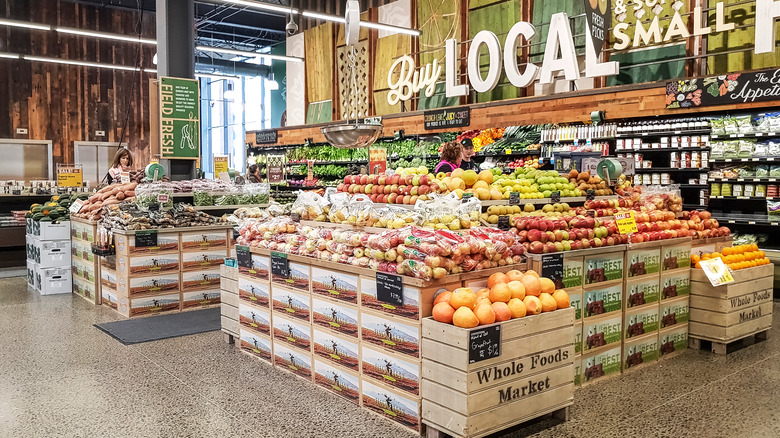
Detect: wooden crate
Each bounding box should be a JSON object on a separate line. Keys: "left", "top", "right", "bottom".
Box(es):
{"left": 624, "top": 303, "right": 660, "bottom": 340}
{"left": 239, "top": 301, "right": 272, "bottom": 337}
{"left": 363, "top": 343, "right": 422, "bottom": 397}
{"left": 311, "top": 295, "right": 359, "bottom": 340}
{"left": 221, "top": 264, "right": 238, "bottom": 281}
{"left": 314, "top": 358, "right": 361, "bottom": 405}
{"left": 569, "top": 288, "right": 583, "bottom": 321}
{"left": 660, "top": 268, "right": 691, "bottom": 301}
{"left": 272, "top": 311, "right": 313, "bottom": 354}
{"left": 622, "top": 332, "right": 660, "bottom": 372}
{"left": 361, "top": 309, "right": 421, "bottom": 360}
{"left": 180, "top": 229, "right": 229, "bottom": 252}
{"left": 582, "top": 283, "right": 623, "bottom": 319}
{"left": 527, "top": 254, "right": 584, "bottom": 290}
{"left": 660, "top": 296, "right": 690, "bottom": 330}
{"left": 112, "top": 292, "right": 182, "bottom": 318}
{"left": 237, "top": 275, "right": 271, "bottom": 308}
{"left": 272, "top": 260, "right": 311, "bottom": 293}
{"left": 181, "top": 290, "right": 221, "bottom": 310}
{"left": 580, "top": 345, "right": 622, "bottom": 386}
{"left": 70, "top": 217, "right": 97, "bottom": 243}
{"left": 311, "top": 266, "right": 359, "bottom": 305}
{"left": 238, "top": 329, "right": 273, "bottom": 363}
{"left": 271, "top": 284, "right": 312, "bottom": 324}
{"left": 238, "top": 253, "right": 270, "bottom": 282}
{"left": 691, "top": 236, "right": 732, "bottom": 256}
{"left": 689, "top": 263, "right": 774, "bottom": 348}
{"left": 582, "top": 312, "right": 623, "bottom": 352}
{"left": 624, "top": 274, "right": 660, "bottom": 308}
{"left": 312, "top": 327, "right": 361, "bottom": 373}
{"left": 361, "top": 274, "right": 459, "bottom": 323}
{"left": 583, "top": 248, "right": 625, "bottom": 289}
{"left": 113, "top": 230, "right": 180, "bottom": 256}
{"left": 420, "top": 309, "right": 574, "bottom": 438}
{"left": 625, "top": 242, "right": 661, "bottom": 279}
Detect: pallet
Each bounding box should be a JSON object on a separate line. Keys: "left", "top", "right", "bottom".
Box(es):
{"left": 689, "top": 330, "right": 769, "bottom": 355}
{"left": 423, "top": 405, "right": 570, "bottom": 438}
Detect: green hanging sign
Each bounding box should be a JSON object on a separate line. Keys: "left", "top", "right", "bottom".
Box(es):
{"left": 159, "top": 76, "right": 200, "bottom": 159}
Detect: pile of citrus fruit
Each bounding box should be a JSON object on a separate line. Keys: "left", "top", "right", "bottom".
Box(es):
{"left": 692, "top": 244, "right": 770, "bottom": 270}
{"left": 431, "top": 269, "right": 570, "bottom": 328}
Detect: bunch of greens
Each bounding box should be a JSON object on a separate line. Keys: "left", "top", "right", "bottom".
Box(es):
{"left": 312, "top": 165, "right": 347, "bottom": 179}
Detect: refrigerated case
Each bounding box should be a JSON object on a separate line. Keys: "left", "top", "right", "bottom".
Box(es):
{"left": 73, "top": 141, "right": 124, "bottom": 187}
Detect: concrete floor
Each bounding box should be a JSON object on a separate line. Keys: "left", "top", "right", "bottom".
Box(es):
{"left": 1, "top": 274, "right": 779, "bottom": 438}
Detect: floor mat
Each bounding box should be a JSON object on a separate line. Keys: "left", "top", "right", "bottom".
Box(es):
{"left": 94, "top": 307, "right": 221, "bottom": 345}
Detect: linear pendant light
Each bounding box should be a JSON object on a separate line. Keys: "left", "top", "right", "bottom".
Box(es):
{"left": 23, "top": 55, "right": 141, "bottom": 71}
{"left": 56, "top": 27, "right": 157, "bottom": 45}
{"left": 0, "top": 52, "right": 21, "bottom": 59}
{"left": 0, "top": 18, "right": 52, "bottom": 31}
{"left": 196, "top": 45, "right": 303, "bottom": 63}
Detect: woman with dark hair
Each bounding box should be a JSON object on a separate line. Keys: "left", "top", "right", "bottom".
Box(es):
{"left": 435, "top": 142, "right": 462, "bottom": 174}
{"left": 247, "top": 164, "right": 261, "bottom": 183}
{"left": 106, "top": 148, "right": 133, "bottom": 184}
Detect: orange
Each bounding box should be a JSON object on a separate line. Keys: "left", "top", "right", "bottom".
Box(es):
{"left": 750, "top": 243, "right": 758, "bottom": 251}
{"left": 488, "top": 272, "right": 508, "bottom": 288}
{"left": 507, "top": 281, "right": 526, "bottom": 300}
{"left": 491, "top": 302, "right": 512, "bottom": 322}
{"left": 507, "top": 298, "right": 526, "bottom": 319}
{"left": 524, "top": 270, "right": 540, "bottom": 279}
{"left": 711, "top": 252, "right": 721, "bottom": 260}
{"left": 450, "top": 288, "right": 476, "bottom": 310}
{"left": 694, "top": 262, "right": 701, "bottom": 269}
{"left": 552, "top": 290, "right": 570, "bottom": 309}
{"left": 539, "top": 278, "right": 556, "bottom": 295}
{"left": 505, "top": 270, "right": 524, "bottom": 282}
{"left": 691, "top": 254, "right": 701, "bottom": 264}
{"left": 433, "top": 291, "right": 452, "bottom": 306}
{"left": 452, "top": 307, "right": 480, "bottom": 328}
{"left": 432, "top": 302, "right": 456, "bottom": 324}
{"left": 722, "top": 247, "right": 732, "bottom": 256}
{"left": 474, "top": 302, "right": 496, "bottom": 325}
{"left": 539, "top": 293, "right": 558, "bottom": 312}
{"left": 521, "top": 275, "right": 542, "bottom": 297}
{"left": 523, "top": 296, "right": 542, "bottom": 315}
{"left": 489, "top": 283, "right": 512, "bottom": 303}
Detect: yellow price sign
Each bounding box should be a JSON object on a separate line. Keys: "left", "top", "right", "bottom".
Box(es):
{"left": 698, "top": 257, "right": 735, "bottom": 286}
{"left": 57, "top": 166, "right": 83, "bottom": 187}
{"left": 213, "top": 156, "right": 229, "bottom": 180}
{"left": 614, "top": 211, "right": 638, "bottom": 234}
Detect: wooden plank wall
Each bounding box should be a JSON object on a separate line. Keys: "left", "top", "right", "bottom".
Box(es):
{"left": 0, "top": 0, "right": 155, "bottom": 166}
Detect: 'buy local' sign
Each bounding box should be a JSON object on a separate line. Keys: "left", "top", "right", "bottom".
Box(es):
{"left": 387, "top": 0, "right": 780, "bottom": 106}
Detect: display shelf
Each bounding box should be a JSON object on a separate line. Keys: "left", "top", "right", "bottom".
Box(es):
{"left": 193, "top": 204, "right": 270, "bottom": 211}
{"left": 615, "top": 147, "right": 709, "bottom": 153}
{"left": 709, "top": 177, "right": 780, "bottom": 183}
{"left": 711, "top": 132, "right": 780, "bottom": 139}
{"left": 112, "top": 224, "right": 235, "bottom": 235}
{"left": 709, "top": 196, "right": 776, "bottom": 201}
{"left": 709, "top": 157, "right": 780, "bottom": 163}
{"left": 679, "top": 184, "right": 709, "bottom": 189}
{"left": 481, "top": 195, "right": 618, "bottom": 206}
{"left": 616, "top": 129, "right": 710, "bottom": 138}
{"left": 634, "top": 167, "right": 709, "bottom": 172}
{"left": 542, "top": 137, "right": 614, "bottom": 143}
{"left": 475, "top": 150, "right": 541, "bottom": 157}
{"left": 289, "top": 160, "right": 368, "bottom": 165}
{"left": 711, "top": 213, "right": 780, "bottom": 226}
{"left": 683, "top": 204, "right": 708, "bottom": 210}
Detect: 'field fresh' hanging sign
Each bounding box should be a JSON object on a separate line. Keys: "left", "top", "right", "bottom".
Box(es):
{"left": 159, "top": 76, "right": 200, "bottom": 159}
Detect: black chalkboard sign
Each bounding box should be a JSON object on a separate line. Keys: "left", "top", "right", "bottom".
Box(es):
{"left": 509, "top": 192, "right": 520, "bottom": 205}
{"left": 667, "top": 68, "right": 780, "bottom": 110}
{"left": 551, "top": 191, "right": 561, "bottom": 203}
{"left": 271, "top": 251, "right": 289, "bottom": 277}
{"left": 469, "top": 325, "right": 501, "bottom": 364}
{"left": 236, "top": 245, "right": 251, "bottom": 268}
{"left": 423, "top": 106, "right": 470, "bottom": 130}
{"left": 255, "top": 129, "right": 278, "bottom": 144}
{"left": 586, "top": 210, "right": 596, "bottom": 218}
{"left": 586, "top": 190, "right": 596, "bottom": 201}
{"left": 290, "top": 212, "right": 301, "bottom": 222}
{"left": 376, "top": 272, "right": 404, "bottom": 306}
{"left": 541, "top": 253, "right": 564, "bottom": 289}
{"left": 498, "top": 215, "right": 511, "bottom": 230}
{"left": 135, "top": 230, "right": 158, "bottom": 247}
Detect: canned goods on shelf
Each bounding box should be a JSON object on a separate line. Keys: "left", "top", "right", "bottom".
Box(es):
{"left": 661, "top": 173, "right": 671, "bottom": 184}
{"left": 642, "top": 174, "right": 652, "bottom": 185}
{"left": 652, "top": 174, "right": 661, "bottom": 184}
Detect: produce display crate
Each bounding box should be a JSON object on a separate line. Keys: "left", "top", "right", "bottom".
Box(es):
{"left": 689, "top": 264, "right": 774, "bottom": 353}
{"left": 315, "top": 358, "right": 362, "bottom": 405}
{"left": 583, "top": 247, "right": 626, "bottom": 289}
{"left": 623, "top": 332, "right": 660, "bottom": 372}
{"left": 70, "top": 218, "right": 101, "bottom": 305}
{"left": 691, "top": 236, "right": 733, "bottom": 256}
{"left": 238, "top": 328, "right": 273, "bottom": 363}
{"left": 421, "top": 309, "right": 574, "bottom": 438}
{"left": 220, "top": 264, "right": 239, "bottom": 344}
{"left": 580, "top": 345, "right": 622, "bottom": 386}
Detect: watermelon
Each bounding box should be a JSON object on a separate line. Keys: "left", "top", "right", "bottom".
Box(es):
{"left": 39, "top": 216, "right": 53, "bottom": 222}
{"left": 25, "top": 212, "right": 32, "bottom": 219}
{"left": 31, "top": 206, "right": 43, "bottom": 214}
{"left": 31, "top": 213, "right": 44, "bottom": 221}
{"left": 50, "top": 195, "right": 61, "bottom": 202}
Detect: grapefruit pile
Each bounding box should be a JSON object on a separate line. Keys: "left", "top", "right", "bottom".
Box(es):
{"left": 432, "top": 269, "right": 570, "bottom": 328}
{"left": 692, "top": 244, "right": 770, "bottom": 271}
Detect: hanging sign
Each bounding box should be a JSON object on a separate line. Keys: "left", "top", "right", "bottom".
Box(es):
{"left": 584, "top": 0, "right": 610, "bottom": 57}
{"left": 424, "top": 107, "right": 470, "bottom": 130}
{"left": 57, "top": 165, "right": 83, "bottom": 187}
{"left": 369, "top": 145, "right": 387, "bottom": 174}
{"left": 698, "top": 258, "right": 735, "bottom": 287}
{"left": 667, "top": 69, "right": 780, "bottom": 109}
{"left": 159, "top": 76, "right": 200, "bottom": 159}
{"left": 255, "top": 129, "right": 278, "bottom": 145}
{"left": 214, "top": 156, "right": 229, "bottom": 180}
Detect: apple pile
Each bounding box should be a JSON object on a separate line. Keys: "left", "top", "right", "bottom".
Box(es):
{"left": 337, "top": 170, "right": 443, "bottom": 205}
{"left": 431, "top": 270, "right": 570, "bottom": 328}
{"left": 512, "top": 214, "right": 627, "bottom": 254}
{"left": 582, "top": 198, "right": 635, "bottom": 217}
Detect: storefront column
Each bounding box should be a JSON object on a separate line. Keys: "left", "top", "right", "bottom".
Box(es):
{"left": 155, "top": 0, "right": 195, "bottom": 79}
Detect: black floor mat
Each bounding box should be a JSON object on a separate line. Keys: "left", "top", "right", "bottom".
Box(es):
{"left": 94, "top": 307, "right": 220, "bottom": 345}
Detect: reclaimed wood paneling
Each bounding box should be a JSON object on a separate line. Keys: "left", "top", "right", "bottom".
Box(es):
{"left": 372, "top": 33, "right": 412, "bottom": 116}
{"left": 706, "top": 0, "right": 780, "bottom": 75}
{"left": 0, "top": 0, "right": 154, "bottom": 166}
{"left": 305, "top": 22, "right": 336, "bottom": 105}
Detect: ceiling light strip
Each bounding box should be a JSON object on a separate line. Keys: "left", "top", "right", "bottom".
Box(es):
{"left": 23, "top": 55, "right": 140, "bottom": 71}
{"left": 221, "top": 0, "right": 296, "bottom": 15}
{"left": 196, "top": 45, "right": 303, "bottom": 63}
{"left": 0, "top": 18, "right": 52, "bottom": 31}
{"left": 56, "top": 27, "right": 157, "bottom": 45}
{"left": 0, "top": 52, "right": 21, "bottom": 59}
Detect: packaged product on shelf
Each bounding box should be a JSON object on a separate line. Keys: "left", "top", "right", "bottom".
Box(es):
{"left": 768, "top": 140, "right": 780, "bottom": 157}
{"left": 291, "top": 191, "right": 327, "bottom": 221}
{"left": 756, "top": 165, "right": 770, "bottom": 178}
{"left": 737, "top": 166, "right": 754, "bottom": 178}
{"left": 756, "top": 184, "right": 767, "bottom": 197}
{"left": 733, "top": 184, "right": 743, "bottom": 197}
{"left": 738, "top": 140, "right": 754, "bottom": 158}
{"left": 723, "top": 117, "right": 739, "bottom": 135}
{"left": 134, "top": 184, "right": 174, "bottom": 210}
{"left": 348, "top": 194, "right": 373, "bottom": 226}
{"left": 710, "top": 118, "right": 726, "bottom": 136}
{"left": 710, "top": 183, "right": 721, "bottom": 196}
{"left": 768, "top": 201, "right": 780, "bottom": 216}
{"left": 213, "top": 187, "right": 239, "bottom": 206}
{"left": 721, "top": 183, "right": 733, "bottom": 196}
{"left": 736, "top": 115, "right": 754, "bottom": 134}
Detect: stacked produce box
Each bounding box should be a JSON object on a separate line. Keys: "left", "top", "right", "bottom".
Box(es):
{"left": 220, "top": 264, "right": 239, "bottom": 341}
{"left": 25, "top": 196, "right": 74, "bottom": 295}
{"left": 70, "top": 217, "right": 101, "bottom": 304}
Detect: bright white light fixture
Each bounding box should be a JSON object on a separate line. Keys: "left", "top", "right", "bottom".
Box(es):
{"left": 359, "top": 21, "right": 421, "bottom": 36}
{"left": 144, "top": 68, "right": 157, "bottom": 74}
{"left": 220, "top": 0, "right": 293, "bottom": 15}
{"left": 24, "top": 55, "right": 140, "bottom": 71}
{"left": 0, "top": 52, "right": 21, "bottom": 59}
{"left": 0, "top": 18, "right": 52, "bottom": 31}
{"left": 56, "top": 27, "right": 157, "bottom": 44}
{"left": 153, "top": 53, "right": 158, "bottom": 65}
{"left": 196, "top": 45, "right": 303, "bottom": 63}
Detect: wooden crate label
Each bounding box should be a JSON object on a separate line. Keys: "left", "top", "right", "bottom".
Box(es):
{"left": 691, "top": 276, "right": 773, "bottom": 299}
{"left": 238, "top": 277, "right": 270, "bottom": 307}
{"left": 119, "top": 233, "right": 178, "bottom": 254}
{"left": 311, "top": 267, "right": 358, "bottom": 304}
{"left": 102, "top": 288, "right": 118, "bottom": 310}
{"left": 690, "top": 289, "right": 772, "bottom": 313}
{"left": 239, "top": 254, "right": 270, "bottom": 280}
{"left": 362, "top": 380, "right": 420, "bottom": 432}
{"left": 626, "top": 276, "right": 660, "bottom": 307}
{"left": 361, "top": 277, "right": 421, "bottom": 320}
{"left": 181, "top": 250, "right": 226, "bottom": 271}
{"left": 126, "top": 293, "right": 180, "bottom": 317}
{"left": 182, "top": 290, "right": 220, "bottom": 309}
{"left": 273, "top": 343, "right": 312, "bottom": 380}
{"left": 100, "top": 269, "right": 117, "bottom": 290}
{"left": 626, "top": 248, "right": 660, "bottom": 277}
{"left": 313, "top": 328, "right": 359, "bottom": 372}
{"left": 660, "top": 326, "right": 688, "bottom": 356}
{"left": 476, "top": 348, "right": 571, "bottom": 387}
{"left": 623, "top": 333, "right": 660, "bottom": 368}
{"left": 312, "top": 296, "right": 359, "bottom": 338}
{"left": 362, "top": 311, "right": 420, "bottom": 358}
{"left": 574, "top": 322, "right": 583, "bottom": 354}
{"left": 239, "top": 303, "right": 271, "bottom": 336}
{"left": 661, "top": 271, "right": 690, "bottom": 299}
{"left": 569, "top": 290, "right": 583, "bottom": 320}
{"left": 271, "top": 287, "right": 311, "bottom": 323}
{"left": 272, "top": 261, "right": 309, "bottom": 292}
{"left": 119, "top": 272, "right": 180, "bottom": 296}
{"left": 584, "top": 253, "right": 623, "bottom": 285}
{"left": 582, "top": 346, "right": 622, "bottom": 383}
{"left": 119, "top": 254, "right": 179, "bottom": 275}
{"left": 239, "top": 329, "right": 273, "bottom": 362}
{"left": 583, "top": 314, "right": 622, "bottom": 351}
{"left": 272, "top": 313, "right": 311, "bottom": 351}
{"left": 625, "top": 305, "right": 660, "bottom": 338}
{"left": 180, "top": 230, "right": 227, "bottom": 249}
{"left": 180, "top": 270, "right": 220, "bottom": 292}
{"left": 362, "top": 345, "right": 421, "bottom": 395}
{"left": 660, "top": 298, "right": 690, "bottom": 328}
{"left": 583, "top": 284, "right": 623, "bottom": 318}
{"left": 313, "top": 359, "right": 360, "bottom": 405}
{"left": 662, "top": 244, "right": 691, "bottom": 271}
{"left": 563, "top": 257, "right": 584, "bottom": 289}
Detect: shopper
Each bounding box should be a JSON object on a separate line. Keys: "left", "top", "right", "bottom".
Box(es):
{"left": 247, "top": 164, "right": 261, "bottom": 183}
{"left": 459, "top": 138, "right": 478, "bottom": 171}
{"left": 435, "top": 141, "right": 462, "bottom": 174}
{"left": 106, "top": 148, "right": 133, "bottom": 184}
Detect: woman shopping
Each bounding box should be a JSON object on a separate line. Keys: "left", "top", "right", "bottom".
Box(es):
{"left": 435, "top": 142, "right": 462, "bottom": 174}
{"left": 106, "top": 148, "right": 134, "bottom": 184}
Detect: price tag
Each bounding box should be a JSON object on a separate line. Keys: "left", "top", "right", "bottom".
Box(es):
{"left": 376, "top": 272, "right": 404, "bottom": 306}
{"left": 290, "top": 212, "right": 301, "bottom": 222}
{"left": 236, "top": 245, "right": 251, "bottom": 268}
{"left": 469, "top": 325, "right": 501, "bottom": 364}
{"left": 69, "top": 199, "right": 85, "bottom": 214}
{"left": 271, "top": 251, "right": 289, "bottom": 277}
{"left": 12, "top": 190, "right": 20, "bottom": 195}
{"left": 541, "top": 253, "right": 564, "bottom": 289}
{"left": 551, "top": 191, "right": 561, "bottom": 203}
{"left": 505, "top": 149, "right": 512, "bottom": 155}
{"left": 135, "top": 230, "right": 158, "bottom": 248}
{"left": 497, "top": 215, "right": 511, "bottom": 230}
{"left": 157, "top": 194, "right": 169, "bottom": 204}
{"left": 120, "top": 171, "right": 130, "bottom": 184}
{"left": 698, "top": 258, "right": 735, "bottom": 287}
{"left": 586, "top": 190, "right": 595, "bottom": 201}
{"left": 462, "top": 192, "right": 474, "bottom": 202}
{"left": 509, "top": 192, "right": 520, "bottom": 205}
{"left": 615, "top": 211, "right": 638, "bottom": 234}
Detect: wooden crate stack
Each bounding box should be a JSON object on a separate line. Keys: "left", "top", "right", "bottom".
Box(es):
{"left": 622, "top": 241, "right": 662, "bottom": 372}
{"left": 421, "top": 309, "right": 575, "bottom": 438}
{"left": 70, "top": 218, "right": 101, "bottom": 304}
{"left": 220, "top": 264, "right": 239, "bottom": 343}
{"left": 689, "top": 263, "right": 773, "bottom": 354}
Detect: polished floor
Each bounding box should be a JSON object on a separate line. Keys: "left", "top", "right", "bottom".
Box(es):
{"left": 1, "top": 275, "right": 779, "bottom": 438}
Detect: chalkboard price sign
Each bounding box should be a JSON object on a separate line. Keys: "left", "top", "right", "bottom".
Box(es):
{"left": 541, "top": 253, "right": 564, "bottom": 289}
{"left": 271, "top": 251, "right": 289, "bottom": 277}
{"left": 469, "top": 325, "right": 501, "bottom": 364}
{"left": 509, "top": 192, "right": 520, "bottom": 205}
{"left": 551, "top": 191, "right": 561, "bottom": 203}
{"left": 498, "top": 215, "right": 511, "bottom": 230}
{"left": 586, "top": 190, "right": 595, "bottom": 201}
{"left": 423, "top": 106, "right": 470, "bottom": 130}
{"left": 376, "top": 272, "right": 404, "bottom": 306}
{"left": 236, "top": 245, "right": 251, "bottom": 268}
{"left": 135, "top": 230, "right": 158, "bottom": 248}
{"left": 255, "top": 129, "right": 278, "bottom": 145}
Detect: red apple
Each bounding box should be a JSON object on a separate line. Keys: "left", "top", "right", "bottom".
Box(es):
{"left": 529, "top": 241, "right": 544, "bottom": 254}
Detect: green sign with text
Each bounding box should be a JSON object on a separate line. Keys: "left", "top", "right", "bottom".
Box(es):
{"left": 159, "top": 76, "right": 200, "bottom": 159}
